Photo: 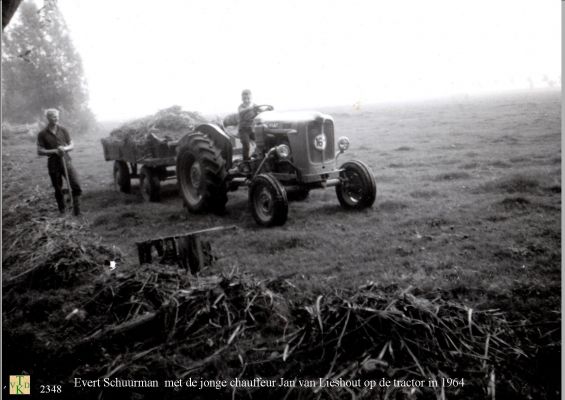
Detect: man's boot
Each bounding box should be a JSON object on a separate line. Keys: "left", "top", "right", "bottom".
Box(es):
{"left": 56, "top": 195, "right": 66, "bottom": 214}
{"left": 72, "top": 196, "right": 81, "bottom": 216}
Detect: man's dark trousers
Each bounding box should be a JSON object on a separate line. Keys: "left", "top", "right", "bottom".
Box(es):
{"left": 48, "top": 155, "right": 82, "bottom": 212}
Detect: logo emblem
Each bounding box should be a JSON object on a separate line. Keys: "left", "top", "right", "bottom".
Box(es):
{"left": 314, "top": 133, "right": 327, "bottom": 151}
{"left": 9, "top": 375, "right": 30, "bottom": 395}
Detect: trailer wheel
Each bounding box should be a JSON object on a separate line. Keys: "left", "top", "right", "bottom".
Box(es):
{"left": 336, "top": 160, "right": 376, "bottom": 209}
{"left": 140, "top": 166, "right": 161, "bottom": 202}
{"left": 249, "top": 173, "right": 288, "bottom": 227}
{"left": 177, "top": 132, "right": 227, "bottom": 214}
{"left": 113, "top": 161, "right": 131, "bottom": 193}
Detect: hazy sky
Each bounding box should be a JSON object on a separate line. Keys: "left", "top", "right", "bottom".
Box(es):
{"left": 36, "top": 1, "right": 562, "bottom": 119}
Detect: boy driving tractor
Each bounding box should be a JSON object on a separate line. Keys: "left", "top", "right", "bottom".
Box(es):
{"left": 237, "top": 89, "right": 273, "bottom": 160}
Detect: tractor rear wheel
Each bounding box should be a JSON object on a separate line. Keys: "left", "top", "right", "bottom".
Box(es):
{"left": 177, "top": 132, "right": 228, "bottom": 214}
{"left": 139, "top": 166, "right": 161, "bottom": 202}
{"left": 249, "top": 173, "right": 288, "bottom": 227}
{"left": 113, "top": 161, "right": 131, "bottom": 193}
{"left": 336, "top": 160, "right": 376, "bottom": 209}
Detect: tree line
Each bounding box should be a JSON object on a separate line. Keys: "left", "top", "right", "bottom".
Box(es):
{"left": 2, "top": 1, "right": 96, "bottom": 133}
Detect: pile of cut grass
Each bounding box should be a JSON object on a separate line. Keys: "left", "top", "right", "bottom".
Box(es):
{"left": 2, "top": 187, "right": 118, "bottom": 289}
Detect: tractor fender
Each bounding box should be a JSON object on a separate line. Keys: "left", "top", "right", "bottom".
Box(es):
{"left": 179, "top": 123, "right": 233, "bottom": 169}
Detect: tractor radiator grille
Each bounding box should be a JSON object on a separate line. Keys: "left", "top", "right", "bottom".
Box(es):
{"left": 308, "top": 120, "right": 335, "bottom": 163}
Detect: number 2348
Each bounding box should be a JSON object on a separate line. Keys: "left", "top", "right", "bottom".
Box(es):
{"left": 40, "top": 385, "right": 62, "bottom": 393}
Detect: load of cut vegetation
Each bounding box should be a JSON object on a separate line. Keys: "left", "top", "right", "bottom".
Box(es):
{"left": 109, "top": 105, "right": 209, "bottom": 143}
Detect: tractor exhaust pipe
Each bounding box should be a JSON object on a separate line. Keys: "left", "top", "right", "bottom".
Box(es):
{"left": 322, "top": 178, "right": 340, "bottom": 188}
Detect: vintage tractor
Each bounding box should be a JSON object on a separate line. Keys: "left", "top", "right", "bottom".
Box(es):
{"left": 176, "top": 105, "right": 376, "bottom": 226}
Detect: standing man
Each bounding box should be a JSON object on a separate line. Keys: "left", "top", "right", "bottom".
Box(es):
{"left": 37, "top": 109, "right": 82, "bottom": 215}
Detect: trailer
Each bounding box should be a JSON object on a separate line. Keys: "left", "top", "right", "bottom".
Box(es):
{"left": 101, "top": 133, "right": 180, "bottom": 201}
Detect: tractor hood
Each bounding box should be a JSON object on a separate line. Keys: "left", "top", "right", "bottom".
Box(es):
{"left": 255, "top": 110, "right": 333, "bottom": 124}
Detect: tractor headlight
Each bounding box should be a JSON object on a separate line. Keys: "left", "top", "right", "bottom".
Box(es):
{"left": 275, "top": 144, "right": 291, "bottom": 158}
{"left": 337, "top": 136, "right": 350, "bottom": 151}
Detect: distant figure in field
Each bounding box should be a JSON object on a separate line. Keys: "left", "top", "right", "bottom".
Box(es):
{"left": 37, "top": 109, "right": 82, "bottom": 215}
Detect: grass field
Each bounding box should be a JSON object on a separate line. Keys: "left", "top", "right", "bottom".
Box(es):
{"left": 6, "top": 90, "right": 560, "bottom": 292}
{"left": 2, "top": 89, "right": 561, "bottom": 398}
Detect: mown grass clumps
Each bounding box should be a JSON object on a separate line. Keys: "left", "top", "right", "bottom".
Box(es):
{"left": 479, "top": 174, "right": 542, "bottom": 194}
{"left": 499, "top": 196, "right": 531, "bottom": 211}
{"left": 434, "top": 171, "right": 472, "bottom": 181}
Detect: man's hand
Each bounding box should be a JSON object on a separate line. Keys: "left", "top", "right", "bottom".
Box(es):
{"left": 57, "top": 146, "right": 66, "bottom": 156}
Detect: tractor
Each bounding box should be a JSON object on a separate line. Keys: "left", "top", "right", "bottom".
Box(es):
{"left": 175, "top": 105, "right": 376, "bottom": 226}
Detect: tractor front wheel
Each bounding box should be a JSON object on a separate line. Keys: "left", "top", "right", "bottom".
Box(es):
{"left": 249, "top": 173, "right": 288, "bottom": 227}
{"left": 336, "top": 160, "right": 376, "bottom": 209}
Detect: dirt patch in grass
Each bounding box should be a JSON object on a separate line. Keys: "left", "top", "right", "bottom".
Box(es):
{"left": 496, "top": 197, "right": 560, "bottom": 213}
{"left": 459, "top": 162, "right": 480, "bottom": 169}
{"left": 378, "top": 200, "right": 409, "bottom": 211}
{"left": 395, "top": 146, "right": 413, "bottom": 151}
{"left": 376, "top": 175, "right": 397, "bottom": 183}
{"left": 409, "top": 190, "right": 439, "bottom": 199}
{"left": 498, "top": 196, "right": 532, "bottom": 211}
{"left": 119, "top": 211, "right": 141, "bottom": 220}
{"left": 433, "top": 171, "right": 472, "bottom": 181}
{"left": 92, "top": 214, "right": 111, "bottom": 227}
{"left": 509, "top": 156, "right": 531, "bottom": 163}
{"left": 547, "top": 185, "right": 561, "bottom": 194}
{"left": 489, "top": 161, "right": 512, "bottom": 168}
{"left": 426, "top": 217, "right": 452, "bottom": 228}
{"left": 250, "top": 235, "right": 313, "bottom": 254}
{"left": 491, "top": 134, "right": 520, "bottom": 144}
